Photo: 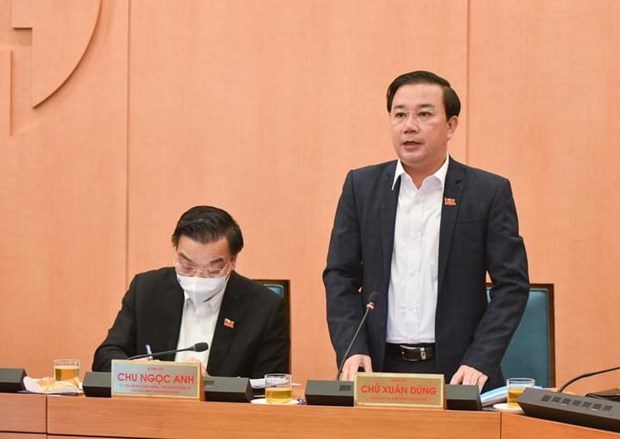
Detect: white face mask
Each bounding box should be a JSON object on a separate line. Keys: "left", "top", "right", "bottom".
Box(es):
{"left": 176, "top": 274, "right": 228, "bottom": 303}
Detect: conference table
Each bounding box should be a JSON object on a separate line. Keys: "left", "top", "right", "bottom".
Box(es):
{"left": 1, "top": 392, "right": 618, "bottom": 438}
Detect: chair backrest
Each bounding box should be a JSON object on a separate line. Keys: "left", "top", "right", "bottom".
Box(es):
{"left": 255, "top": 279, "right": 290, "bottom": 325}
{"left": 487, "top": 283, "right": 555, "bottom": 388}
{"left": 255, "top": 279, "right": 291, "bottom": 371}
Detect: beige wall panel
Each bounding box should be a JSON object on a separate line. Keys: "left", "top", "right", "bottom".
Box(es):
{"left": 0, "top": 50, "right": 9, "bottom": 135}
{"left": 10, "top": 0, "right": 32, "bottom": 29}
{"left": 30, "top": 0, "right": 101, "bottom": 107}
{"left": 127, "top": 0, "right": 468, "bottom": 382}
{"left": 0, "top": 0, "right": 128, "bottom": 376}
{"left": 469, "top": 0, "right": 620, "bottom": 392}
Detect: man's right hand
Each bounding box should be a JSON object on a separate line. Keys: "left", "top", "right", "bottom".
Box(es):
{"left": 339, "top": 354, "right": 373, "bottom": 381}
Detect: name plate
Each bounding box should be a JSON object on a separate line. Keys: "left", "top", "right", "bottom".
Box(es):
{"left": 111, "top": 360, "right": 203, "bottom": 400}
{"left": 354, "top": 372, "right": 445, "bottom": 408}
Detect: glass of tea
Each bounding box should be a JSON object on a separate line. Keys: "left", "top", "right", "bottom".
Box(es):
{"left": 506, "top": 377, "right": 535, "bottom": 407}
{"left": 264, "top": 373, "right": 292, "bottom": 404}
{"left": 53, "top": 359, "right": 80, "bottom": 382}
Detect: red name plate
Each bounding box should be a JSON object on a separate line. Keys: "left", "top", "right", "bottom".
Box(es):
{"left": 354, "top": 372, "right": 445, "bottom": 408}
{"left": 111, "top": 360, "right": 203, "bottom": 400}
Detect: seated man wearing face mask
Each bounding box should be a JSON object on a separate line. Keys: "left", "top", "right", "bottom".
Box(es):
{"left": 92, "top": 205, "right": 290, "bottom": 378}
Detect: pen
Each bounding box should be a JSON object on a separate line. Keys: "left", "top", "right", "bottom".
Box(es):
{"left": 145, "top": 344, "right": 153, "bottom": 361}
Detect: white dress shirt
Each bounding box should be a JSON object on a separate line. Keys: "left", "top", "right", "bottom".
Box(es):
{"left": 386, "top": 156, "right": 449, "bottom": 344}
{"left": 174, "top": 287, "right": 225, "bottom": 367}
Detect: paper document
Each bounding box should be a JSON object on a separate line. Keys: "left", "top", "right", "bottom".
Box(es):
{"left": 23, "top": 376, "right": 82, "bottom": 395}
{"left": 481, "top": 385, "right": 542, "bottom": 407}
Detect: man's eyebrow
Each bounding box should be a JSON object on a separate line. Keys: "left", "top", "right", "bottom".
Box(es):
{"left": 177, "top": 252, "right": 193, "bottom": 263}
{"left": 392, "top": 103, "right": 436, "bottom": 110}
{"left": 177, "top": 252, "right": 226, "bottom": 266}
{"left": 208, "top": 257, "right": 225, "bottom": 265}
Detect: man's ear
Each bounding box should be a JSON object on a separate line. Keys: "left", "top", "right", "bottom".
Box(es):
{"left": 447, "top": 116, "right": 459, "bottom": 140}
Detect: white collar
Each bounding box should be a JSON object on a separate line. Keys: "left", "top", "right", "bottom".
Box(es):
{"left": 392, "top": 154, "right": 450, "bottom": 191}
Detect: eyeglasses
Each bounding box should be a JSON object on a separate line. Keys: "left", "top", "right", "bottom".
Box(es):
{"left": 174, "top": 257, "right": 232, "bottom": 278}
{"left": 389, "top": 109, "right": 436, "bottom": 125}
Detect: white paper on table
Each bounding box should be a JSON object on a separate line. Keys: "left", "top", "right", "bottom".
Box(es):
{"left": 23, "top": 376, "right": 82, "bottom": 395}
{"left": 480, "top": 385, "right": 542, "bottom": 407}
{"left": 250, "top": 378, "right": 266, "bottom": 389}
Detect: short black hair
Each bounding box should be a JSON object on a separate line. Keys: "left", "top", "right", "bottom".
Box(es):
{"left": 171, "top": 206, "right": 244, "bottom": 255}
{"left": 386, "top": 70, "right": 461, "bottom": 119}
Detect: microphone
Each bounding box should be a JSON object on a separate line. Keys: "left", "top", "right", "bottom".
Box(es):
{"left": 128, "top": 342, "right": 209, "bottom": 360}
{"left": 335, "top": 291, "right": 380, "bottom": 381}
{"left": 557, "top": 365, "right": 620, "bottom": 393}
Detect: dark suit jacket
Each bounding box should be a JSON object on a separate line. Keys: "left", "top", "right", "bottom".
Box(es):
{"left": 92, "top": 269, "right": 290, "bottom": 379}
{"left": 323, "top": 157, "right": 529, "bottom": 389}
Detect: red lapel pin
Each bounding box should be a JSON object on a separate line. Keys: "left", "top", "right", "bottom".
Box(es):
{"left": 444, "top": 197, "right": 457, "bottom": 206}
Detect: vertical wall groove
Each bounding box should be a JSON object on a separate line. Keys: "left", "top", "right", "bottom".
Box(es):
{"left": 465, "top": 0, "right": 471, "bottom": 165}
{"left": 0, "top": 50, "right": 10, "bottom": 137}
{"left": 124, "top": 0, "right": 132, "bottom": 287}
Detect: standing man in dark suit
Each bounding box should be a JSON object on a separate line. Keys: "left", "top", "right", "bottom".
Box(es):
{"left": 324, "top": 71, "right": 529, "bottom": 391}
{"left": 93, "top": 205, "right": 289, "bottom": 378}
